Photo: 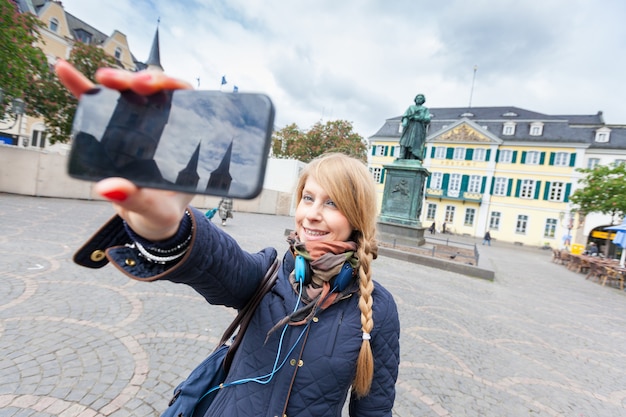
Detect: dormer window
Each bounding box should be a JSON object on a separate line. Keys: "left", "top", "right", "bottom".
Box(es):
{"left": 49, "top": 18, "right": 58, "bottom": 32}
{"left": 502, "top": 122, "right": 516, "bottom": 136}
{"left": 460, "top": 112, "right": 474, "bottom": 117}
{"left": 595, "top": 127, "right": 611, "bottom": 143}
{"left": 74, "top": 28, "right": 93, "bottom": 44}
{"left": 502, "top": 111, "right": 518, "bottom": 117}
{"left": 529, "top": 122, "right": 544, "bottom": 136}
{"left": 115, "top": 47, "right": 122, "bottom": 59}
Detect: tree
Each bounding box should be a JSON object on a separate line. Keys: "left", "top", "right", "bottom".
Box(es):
{"left": 0, "top": 0, "right": 49, "bottom": 119}
{"left": 271, "top": 120, "right": 367, "bottom": 163}
{"left": 26, "top": 42, "right": 117, "bottom": 144}
{"left": 569, "top": 163, "right": 626, "bottom": 223}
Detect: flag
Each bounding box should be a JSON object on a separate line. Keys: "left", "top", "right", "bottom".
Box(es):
{"left": 233, "top": 86, "right": 238, "bottom": 93}
{"left": 221, "top": 75, "right": 227, "bottom": 85}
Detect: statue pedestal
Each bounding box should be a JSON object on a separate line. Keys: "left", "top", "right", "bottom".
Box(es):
{"left": 377, "top": 159, "right": 429, "bottom": 247}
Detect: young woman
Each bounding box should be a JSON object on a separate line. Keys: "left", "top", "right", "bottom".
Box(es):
{"left": 58, "top": 61, "right": 400, "bottom": 417}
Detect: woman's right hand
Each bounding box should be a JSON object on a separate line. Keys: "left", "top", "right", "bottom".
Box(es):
{"left": 55, "top": 60, "right": 195, "bottom": 241}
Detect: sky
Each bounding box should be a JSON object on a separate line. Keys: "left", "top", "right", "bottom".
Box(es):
{"left": 57, "top": 0, "right": 626, "bottom": 139}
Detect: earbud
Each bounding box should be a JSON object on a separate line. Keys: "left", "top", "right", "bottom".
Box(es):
{"left": 295, "top": 255, "right": 309, "bottom": 284}
{"left": 332, "top": 262, "right": 354, "bottom": 292}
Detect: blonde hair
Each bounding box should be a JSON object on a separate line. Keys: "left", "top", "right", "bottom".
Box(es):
{"left": 296, "top": 152, "right": 377, "bottom": 397}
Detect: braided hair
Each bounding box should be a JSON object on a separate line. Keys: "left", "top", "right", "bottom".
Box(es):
{"left": 295, "top": 153, "right": 378, "bottom": 397}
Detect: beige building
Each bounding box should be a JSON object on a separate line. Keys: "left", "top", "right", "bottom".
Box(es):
{"left": 2, "top": 0, "right": 149, "bottom": 148}
{"left": 369, "top": 106, "right": 626, "bottom": 248}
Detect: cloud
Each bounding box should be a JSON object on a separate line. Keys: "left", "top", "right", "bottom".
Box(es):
{"left": 60, "top": 0, "right": 626, "bottom": 139}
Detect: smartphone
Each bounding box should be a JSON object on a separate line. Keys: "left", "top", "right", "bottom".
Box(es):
{"left": 67, "top": 86, "right": 275, "bottom": 199}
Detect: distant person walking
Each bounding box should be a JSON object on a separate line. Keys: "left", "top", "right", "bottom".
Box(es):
{"left": 218, "top": 197, "right": 233, "bottom": 226}
{"left": 442, "top": 222, "right": 447, "bottom": 234}
{"left": 482, "top": 231, "right": 491, "bottom": 246}
{"left": 428, "top": 222, "right": 436, "bottom": 234}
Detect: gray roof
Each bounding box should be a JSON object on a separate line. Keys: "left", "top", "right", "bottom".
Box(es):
{"left": 371, "top": 106, "right": 626, "bottom": 149}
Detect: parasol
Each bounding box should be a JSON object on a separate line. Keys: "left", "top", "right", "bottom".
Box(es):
{"left": 605, "top": 220, "right": 626, "bottom": 267}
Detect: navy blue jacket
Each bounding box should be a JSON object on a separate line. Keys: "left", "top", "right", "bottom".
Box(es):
{"left": 74, "top": 208, "right": 400, "bottom": 417}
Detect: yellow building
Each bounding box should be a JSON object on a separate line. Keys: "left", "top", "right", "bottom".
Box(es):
{"left": 4, "top": 0, "right": 150, "bottom": 148}
{"left": 368, "top": 106, "right": 621, "bottom": 247}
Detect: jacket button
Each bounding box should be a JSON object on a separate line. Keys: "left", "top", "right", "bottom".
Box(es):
{"left": 90, "top": 250, "right": 105, "bottom": 262}
{"left": 289, "top": 359, "right": 296, "bottom": 366}
{"left": 298, "top": 360, "right": 304, "bottom": 367}
{"left": 125, "top": 258, "right": 136, "bottom": 266}
{"left": 312, "top": 317, "right": 319, "bottom": 322}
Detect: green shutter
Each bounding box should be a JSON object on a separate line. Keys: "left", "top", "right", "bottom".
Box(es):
{"left": 442, "top": 173, "right": 450, "bottom": 190}
{"left": 465, "top": 149, "right": 473, "bottom": 161}
{"left": 569, "top": 153, "right": 576, "bottom": 167}
{"left": 521, "top": 151, "right": 527, "bottom": 164}
{"left": 540, "top": 152, "right": 546, "bottom": 165}
{"left": 486, "top": 149, "right": 491, "bottom": 162}
{"left": 380, "top": 168, "right": 386, "bottom": 183}
{"left": 390, "top": 146, "right": 395, "bottom": 157}
{"left": 549, "top": 152, "right": 555, "bottom": 165}
{"left": 534, "top": 181, "right": 541, "bottom": 199}
{"left": 426, "top": 172, "right": 431, "bottom": 187}
{"left": 481, "top": 176, "right": 487, "bottom": 193}
{"left": 564, "top": 183, "right": 572, "bottom": 202}
{"left": 446, "top": 147, "right": 454, "bottom": 159}
{"left": 496, "top": 149, "right": 500, "bottom": 162}
{"left": 384, "top": 146, "right": 388, "bottom": 156}
{"left": 431, "top": 147, "right": 436, "bottom": 158}
{"left": 512, "top": 151, "right": 518, "bottom": 163}
{"left": 543, "top": 181, "right": 551, "bottom": 200}
{"left": 490, "top": 177, "right": 495, "bottom": 195}
{"left": 371, "top": 146, "right": 376, "bottom": 156}
{"left": 515, "top": 179, "right": 521, "bottom": 197}
{"left": 461, "top": 175, "right": 469, "bottom": 192}
{"left": 507, "top": 178, "right": 513, "bottom": 196}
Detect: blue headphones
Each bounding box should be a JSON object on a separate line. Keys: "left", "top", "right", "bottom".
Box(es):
{"left": 294, "top": 255, "right": 354, "bottom": 292}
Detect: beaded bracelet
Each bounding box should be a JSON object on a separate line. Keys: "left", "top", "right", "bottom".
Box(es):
{"left": 123, "top": 209, "right": 193, "bottom": 263}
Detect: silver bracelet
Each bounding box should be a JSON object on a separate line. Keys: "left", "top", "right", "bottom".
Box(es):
{"left": 133, "top": 241, "right": 189, "bottom": 264}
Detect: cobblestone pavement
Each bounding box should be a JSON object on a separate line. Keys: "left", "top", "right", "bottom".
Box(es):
{"left": 1, "top": 193, "right": 626, "bottom": 416}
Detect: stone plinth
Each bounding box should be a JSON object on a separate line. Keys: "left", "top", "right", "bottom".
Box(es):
{"left": 377, "top": 159, "right": 429, "bottom": 247}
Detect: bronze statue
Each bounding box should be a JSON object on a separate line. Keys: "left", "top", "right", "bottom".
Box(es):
{"left": 399, "top": 93, "right": 431, "bottom": 161}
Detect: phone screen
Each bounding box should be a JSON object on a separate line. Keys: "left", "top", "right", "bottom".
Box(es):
{"left": 67, "top": 87, "right": 275, "bottom": 199}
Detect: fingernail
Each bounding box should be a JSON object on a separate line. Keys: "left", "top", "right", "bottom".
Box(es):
{"left": 102, "top": 190, "right": 128, "bottom": 202}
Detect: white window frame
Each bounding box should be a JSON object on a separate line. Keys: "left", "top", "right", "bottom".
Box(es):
{"left": 493, "top": 177, "right": 508, "bottom": 196}
{"left": 587, "top": 158, "right": 600, "bottom": 169}
{"left": 548, "top": 182, "right": 565, "bottom": 202}
{"left": 430, "top": 172, "right": 443, "bottom": 189}
{"left": 529, "top": 122, "right": 544, "bottom": 136}
{"left": 489, "top": 211, "right": 501, "bottom": 230}
{"left": 525, "top": 151, "right": 541, "bottom": 165}
{"left": 553, "top": 152, "right": 569, "bottom": 166}
{"left": 468, "top": 175, "right": 482, "bottom": 193}
{"left": 473, "top": 148, "right": 486, "bottom": 161}
{"left": 498, "top": 149, "right": 513, "bottom": 163}
{"left": 464, "top": 208, "right": 476, "bottom": 226}
{"left": 375, "top": 145, "right": 385, "bottom": 156}
{"left": 595, "top": 127, "right": 611, "bottom": 143}
{"left": 49, "top": 18, "right": 58, "bottom": 32}
{"left": 370, "top": 167, "right": 382, "bottom": 183}
{"left": 444, "top": 205, "right": 455, "bottom": 223}
{"left": 520, "top": 179, "right": 536, "bottom": 199}
{"left": 516, "top": 214, "right": 529, "bottom": 234}
{"left": 503, "top": 122, "right": 516, "bottom": 136}
{"left": 544, "top": 218, "right": 557, "bottom": 238}
{"left": 448, "top": 173, "right": 461, "bottom": 197}
{"left": 453, "top": 147, "right": 466, "bottom": 160}
{"left": 426, "top": 203, "right": 436, "bottom": 220}
{"left": 30, "top": 129, "right": 46, "bottom": 148}
{"left": 434, "top": 147, "right": 446, "bottom": 159}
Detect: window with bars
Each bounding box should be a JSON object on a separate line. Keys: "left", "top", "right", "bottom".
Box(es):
{"left": 520, "top": 179, "right": 535, "bottom": 199}
{"left": 548, "top": 182, "right": 565, "bottom": 202}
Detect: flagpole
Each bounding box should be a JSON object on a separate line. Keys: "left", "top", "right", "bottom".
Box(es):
{"left": 468, "top": 65, "right": 478, "bottom": 108}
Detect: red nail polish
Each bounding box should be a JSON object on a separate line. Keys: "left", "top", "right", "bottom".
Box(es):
{"left": 102, "top": 190, "right": 128, "bottom": 202}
